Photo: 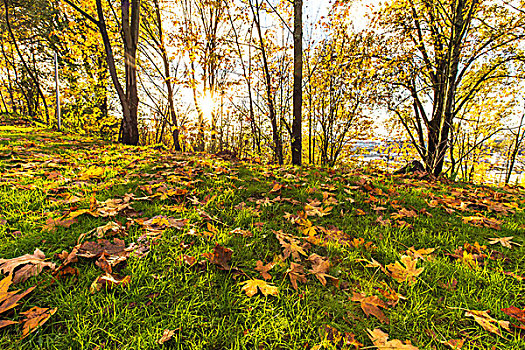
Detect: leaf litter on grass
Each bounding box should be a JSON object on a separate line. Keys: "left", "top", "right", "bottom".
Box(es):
{"left": 1, "top": 129, "right": 525, "bottom": 348}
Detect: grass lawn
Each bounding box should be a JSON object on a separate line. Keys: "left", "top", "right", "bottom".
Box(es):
{"left": 0, "top": 126, "right": 524, "bottom": 349}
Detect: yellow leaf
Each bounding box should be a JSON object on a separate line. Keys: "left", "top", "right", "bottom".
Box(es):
{"left": 240, "top": 279, "right": 278, "bottom": 297}
{"left": 386, "top": 255, "right": 424, "bottom": 284}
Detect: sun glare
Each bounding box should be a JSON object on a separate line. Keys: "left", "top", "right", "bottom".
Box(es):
{"left": 201, "top": 92, "right": 214, "bottom": 121}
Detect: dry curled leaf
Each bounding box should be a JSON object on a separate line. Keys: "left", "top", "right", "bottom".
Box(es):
{"left": 465, "top": 309, "right": 510, "bottom": 337}
{"left": 287, "top": 262, "right": 307, "bottom": 290}
{"left": 158, "top": 329, "right": 176, "bottom": 344}
{"left": 0, "top": 249, "right": 56, "bottom": 284}
{"left": 488, "top": 236, "right": 521, "bottom": 249}
{"left": 308, "top": 254, "right": 338, "bottom": 287}
{"left": 90, "top": 273, "right": 131, "bottom": 293}
{"left": 240, "top": 279, "right": 278, "bottom": 297}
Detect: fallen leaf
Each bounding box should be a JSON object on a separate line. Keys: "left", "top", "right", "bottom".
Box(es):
{"left": 274, "top": 230, "right": 308, "bottom": 261}
{"left": 269, "top": 182, "right": 283, "bottom": 193}
{"left": 90, "top": 273, "right": 131, "bottom": 293}
{"left": 240, "top": 279, "right": 278, "bottom": 297}
{"left": 230, "top": 227, "right": 253, "bottom": 237}
{"left": 462, "top": 216, "right": 501, "bottom": 230}
{"left": 501, "top": 306, "right": 525, "bottom": 329}
{"left": 255, "top": 260, "right": 274, "bottom": 280}
{"left": 308, "top": 254, "right": 338, "bottom": 287}
{"left": 0, "top": 274, "right": 35, "bottom": 315}
{"left": 0, "top": 320, "right": 18, "bottom": 329}
{"left": 488, "top": 236, "right": 521, "bottom": 249}
{"left": 376, "top": 282, "right": 406, "bottom": 307}
{"left": 465, "top": 309, "right": 510, "bottom": 337}
{"left": 287, "top": 262, "right": 307, "bottom": 290}
{"left": 386, "top": 255, "right": 424, "bottom": 284}
{"left": 43, "top": 217, "right": 78, "bottom": 232}
{"left": 405, "top": 247, "right": 435, "bottom": 261}
{"left": 78, "top": 166, "right": 105, "bottom": 180}
{"left": 158, "top": 329, "right": 175, "bottom": 344}
{"left": 440, "top": 338, "right": 464, "bottom": 349}
{"left": 0, "top": 249, "right": 56, "bottom": 284}
{"left": 351, "top": 292, "right": 389, "bottom": 324}
{"left": 367, "top": 328, "right": 419, "bottom": 349}
{"left": 203, "top": 244, "right": 232, "bottom": 270}
{"left": 20, "top": 306, "right": 57, "bottom": 339}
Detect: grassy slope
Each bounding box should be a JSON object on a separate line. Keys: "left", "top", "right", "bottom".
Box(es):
{"left": 0, "top": 126, "right": 524, "bottom": 350}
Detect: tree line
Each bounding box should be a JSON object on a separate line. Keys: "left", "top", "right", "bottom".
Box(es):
{"left": 0, "top": 0, "right": 524, "bottom": 181}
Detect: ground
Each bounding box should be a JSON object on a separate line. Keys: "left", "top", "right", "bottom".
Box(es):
{"left": 0, "top": 126, "right": 524, "bottom": 350}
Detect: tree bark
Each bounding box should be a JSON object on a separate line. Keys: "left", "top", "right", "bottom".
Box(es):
{"left": 291, "top": 0, "right": 303, "bottom": 165}
{"left": 250, "top": 0, "right": 283, "bottom": 164}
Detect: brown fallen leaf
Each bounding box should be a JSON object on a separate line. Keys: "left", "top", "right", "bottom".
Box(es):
{"left": 405, "top": 247, "right": 435, "bottom": 261}
{"left": 203, "top": 244, "right": 232, "bottom": 270}
{"left": 367, "top": 328, "right": 419, "bottom": 349}
{"left": 465, "top": 309, "right": 510, "bottom": 337}
{"left": 462, "top": 216, "right": 501, "bottom": 230}
{"left": 240, "top": 279, "right": 278, "bottom": 297}
{"left": 287, "top": 262, "right": 307, "bottom": 290}
{"left": 351, "top": 292, "right": 389, "bottom": 324}
{"left": 376, "top": 282, "right": 406, "bottom": 307}
{"left": 440, "top": 338, "right": 464, "bottom": 349}
{"left": 0, "top": 249, "right": 56, "bottom": 284}
{"left": 308, "top": 254, "right": 338, "bottom": 287}
{"left": 230, "top": 227, "right": 253, "bottom": 238}
{"left": 43, "top": 217, "right": 78, "bottom": 232}
{"left": 274, "top": 230, "right": 308, "bottom": 261}
{"left": 90, "top": 273, "right": 131, "bottom": 293}
{"left": 77, "top": 239, "right": 126, "bottom": 259}
{"left": 95, "top": 255, "right": 112, "bottom": 274}
{"left": 0, "top": 319, "right": 18, "bottom": 329}
{"left": 501, "top": 306, "right": 525, "bottom": 329}
{"left": 255, "top": 260, "right": 275, "bottom": 280}
{"left": 0, "top": 275, "right": 36, "bottom": 315}
{"left": 158, "top": 329, "right": 176, "bottom": 344}
{"left": 488, "top": 236, "right": 521, "bottom": 249}
{"left": 386, "top": 255, "right": 424, "bottom": 284}
{"left": 20, "top": 306, "right": 57, "bottom": 339}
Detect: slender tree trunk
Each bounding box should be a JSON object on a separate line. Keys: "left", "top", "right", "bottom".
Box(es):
{"left": 250, "top": 0, "right": 283, "bottom": 164}
{"left": 291, "top": 0, "right": 303, "bottom": 165}
{"left": 64, "top": 0, "right": 140, "bottom": 145}
{"left": 153, "top": 0, "right": 181, "bottom": 151}
{"left": 506, "top": 111, "right": 525, "bottom": 184}
{"left": 4, "top": 0, "right": 49, "bottom": 123}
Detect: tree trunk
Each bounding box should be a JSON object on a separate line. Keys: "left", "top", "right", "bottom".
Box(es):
{"left": 4, "top": 0, "right": 49, "bottom": 123}
{"left": 153, "top": 0, "right": 181, "bottom": 151}
{"left": 291, "top": 0, "right": 303, "bottom": 165}
{"left": 250, "top": 0, "right": 283, "bottom": 164}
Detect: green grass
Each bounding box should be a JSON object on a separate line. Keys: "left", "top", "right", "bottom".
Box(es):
{"left": 0, "top": 126, "right": 524, "bottom": 349}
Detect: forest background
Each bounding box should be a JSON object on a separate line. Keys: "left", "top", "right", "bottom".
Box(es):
{"left": 0, "top": 0, "right": 524, "bottom": 185}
